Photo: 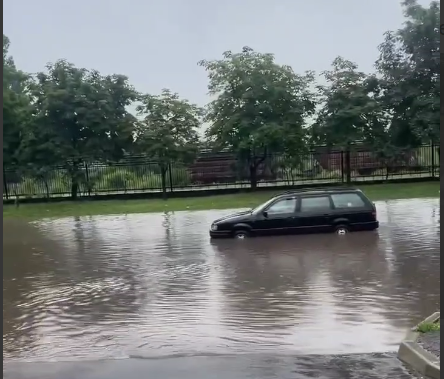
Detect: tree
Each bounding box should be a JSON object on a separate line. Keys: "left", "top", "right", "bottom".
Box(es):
{"left": 312, "top": 57, "right": 382, "bottom": 146}
{"left": 376, "top": 0, "right": 440, "bottom": 147}
{"left": 135, "top": 89, "right": 202, "bottom": 199}
{"left": 311, "top": 57, "right": 384, "bottom": 183}
{"left": 27, "top": 60, "right": 138, "bottom": 199}
{"left": 199, "top": 47, "right": 315, "bottom": 189}
{"left": 3, "top": 35, "right": 32, "bottom": 169}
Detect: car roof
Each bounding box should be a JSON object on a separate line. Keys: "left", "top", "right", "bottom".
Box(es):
{"left": 275, "top": 187, "right": 362, "bottom": 197}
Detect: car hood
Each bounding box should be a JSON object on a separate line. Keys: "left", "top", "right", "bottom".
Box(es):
{"left": 213, "top": 210, "right": 252, "bottom": 224}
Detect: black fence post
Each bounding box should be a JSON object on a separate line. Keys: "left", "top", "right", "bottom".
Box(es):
{"left": 3, "top": 167, "right": 8, "bottom": 200}
{"left": 85, "top": 162, "right": 91, "bottom": 196}
{"left": 340, "top": 151, "right": 345, "bottom": 184}
{"left": 431, "top": 142, "right": 435, "bottom": 178}
{"left": 346, "top": 148, "right": 352, "bottom": 185}
{"left": 168, "top": 163, "right": 174, "bottom": 193}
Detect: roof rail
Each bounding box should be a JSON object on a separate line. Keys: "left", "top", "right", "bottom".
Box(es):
{"left": 276, "top": 186, "right": 357, "bottom": 196}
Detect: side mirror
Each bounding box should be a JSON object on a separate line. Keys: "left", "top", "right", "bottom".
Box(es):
{"left": 262, "top": 211, "right": 268, "bottom": 218}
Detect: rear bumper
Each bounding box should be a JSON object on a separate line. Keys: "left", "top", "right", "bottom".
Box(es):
{"left": 354, "top": 221, "right": 379, "bottom": 231}
{"left": 209, "top": 230, "right": 232, "bottom": 239}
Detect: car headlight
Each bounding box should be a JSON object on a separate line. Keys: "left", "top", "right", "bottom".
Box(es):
{"left": 211, "top": 224, "right": 218, "bottom": 231}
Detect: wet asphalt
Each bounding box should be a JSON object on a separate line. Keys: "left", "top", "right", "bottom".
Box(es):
{"left": 4, "top": 353, "right": 422, "bottom": 379}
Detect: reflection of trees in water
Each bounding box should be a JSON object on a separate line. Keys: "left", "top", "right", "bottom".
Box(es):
{"left": 48, "top": 216, "right": 143, "bottom": 323}
{"left": 3, "top": 220, "right": 64, "bottom": 359}
{"left": 315, "top": 234, "right": 396, "bottom": 325}
{"left": 211, "top": 237, "right": 318, "bottom": 331}
{"left": 386, "top": 234, "right": 440, "bottom": 322}
{"left": 212, "top": 226, "right": 440, "bottom": 334}
{"left": 380, "top": 200, "right": 440, "bottom": 325}
{"left": 326, "top": 230, "right": 440, "bottom": 328}
{"left": 4, "top": 216, "right": 147, "bottom": 360}
{"left": 154, "top": 211, "right": 212, "bottom": 305}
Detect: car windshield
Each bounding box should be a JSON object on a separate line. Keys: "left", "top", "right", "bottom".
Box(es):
{"left": 251, "top": 197, "right": 277, "bottom": 214}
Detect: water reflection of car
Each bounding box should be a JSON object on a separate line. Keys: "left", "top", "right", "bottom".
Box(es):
{"left": 209, "top": 187, "right": 379, "bottom": 239}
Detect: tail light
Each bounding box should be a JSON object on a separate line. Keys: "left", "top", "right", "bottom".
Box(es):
{"left": 372, "top": 203, "right": 377, "bottom": 220}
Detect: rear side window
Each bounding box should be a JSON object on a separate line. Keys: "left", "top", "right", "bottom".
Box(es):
{"left": 331, "top": 193, "right": 366, "bottom": 208}
{"left": 300, "top": 196, "right": 331, "bottom": 212}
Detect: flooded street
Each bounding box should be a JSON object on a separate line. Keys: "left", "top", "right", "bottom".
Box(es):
{"left": 3, "top": 198, "right": 440, "bottom": 376}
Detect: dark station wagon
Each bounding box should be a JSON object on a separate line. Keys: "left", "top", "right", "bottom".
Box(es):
{"left": 209, "top": 187, "right": 379, "bottom": 239}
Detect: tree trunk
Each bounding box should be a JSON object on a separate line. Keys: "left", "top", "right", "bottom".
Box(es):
{"left": 249, "top": 165, "right": 257, "bottom": 190}
{"left": 71, "top": 181, "right": 79, "bottom": 200}
{"left": 161, "top": 167, "right": 168, "bottom": 200}
{"left": 70, "top": 161, "right": 80, "bottom": 200}
{"left": 44, "top": 180, "right": 50, "bottom": 200}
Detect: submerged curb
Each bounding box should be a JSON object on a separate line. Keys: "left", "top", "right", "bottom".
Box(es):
{"left": 398, "top": 312, "right": 440, "bottom": 379}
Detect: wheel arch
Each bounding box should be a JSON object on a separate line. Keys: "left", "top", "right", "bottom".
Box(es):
{"left": 332, "top": 217, "right": 350, "bottom": 225}
{"left": 233, "top": 223, "right": 253, "bottom": 231}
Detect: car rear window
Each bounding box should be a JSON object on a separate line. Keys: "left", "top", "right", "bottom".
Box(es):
{"left": 300, "top": 196, "right": 331, "bottom": 212}
{"left": 331, "top": 193, "right": 366, "bottom": 208}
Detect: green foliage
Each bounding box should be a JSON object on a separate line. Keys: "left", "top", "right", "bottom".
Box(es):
{"left": 3, "top": 35, "right": 33, "bottom": 168}
{"left": 135, "top": 89, "right": 201, "bottom": 197}
{"left": 416, "top": 321, "right": 440, "bottom": 333}
{"left": 376, "top": 0, "right": 440, "bottom": 145}
{"left": 312, "top": 57, "right": 384, "bottom": 147}
{"left": 99, "top": 168, "right": 137, "bottom": 192}
{"left": 20, "top": 60, "right": 138, "bottom": 199}
{"left": 199, "top": 46, "right": 315, "bottom": 188}
{"left": 167, "top": 167, "right": 192, "bottom": 187}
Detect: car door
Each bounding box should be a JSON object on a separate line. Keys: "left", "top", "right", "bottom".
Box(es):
{"left": 296, "top": 195, "right": 334, "bottom": 234}
{"left": 252, "top": 197, "right": 298, "bottom": 236}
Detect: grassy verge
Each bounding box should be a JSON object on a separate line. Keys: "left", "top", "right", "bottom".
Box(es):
{"left": 3, "top": 181, "right": 440, "bottom": 220}
{"left": 417, "top": 321, "right": 440, "bottom": 333}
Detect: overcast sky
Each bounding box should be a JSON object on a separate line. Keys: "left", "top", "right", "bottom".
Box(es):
{"left": 4, "top": 0, "right": 430, "bottom": 107}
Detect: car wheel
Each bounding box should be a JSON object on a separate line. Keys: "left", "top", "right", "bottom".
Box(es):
{"left": 234, "top": 230, "right": 250, "bottom": 239}
{"left": 335, "top": 225, "right": 349, "bottom": 235}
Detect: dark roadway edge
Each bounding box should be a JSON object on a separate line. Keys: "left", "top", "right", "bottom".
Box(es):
{"left": 4, "top": 352, "right": 421, "bottom": 379}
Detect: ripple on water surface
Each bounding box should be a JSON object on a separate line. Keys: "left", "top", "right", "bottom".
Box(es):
{"left": 3, "top": 198, "right": 440, "bottom": 362}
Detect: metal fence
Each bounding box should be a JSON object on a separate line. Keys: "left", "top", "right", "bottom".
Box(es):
{"left": 3, "top": 144, "right": 440, "bottom": 200}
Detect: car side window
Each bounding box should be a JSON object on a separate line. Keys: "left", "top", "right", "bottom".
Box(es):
{"left": 300, "top": 196, "right": 331, "bottom": 212}
{"left": 331, "top": 193, "right": 366, "bottom": 208}
{"left": 267, "top": 198, "right": 297, "bottom": 215}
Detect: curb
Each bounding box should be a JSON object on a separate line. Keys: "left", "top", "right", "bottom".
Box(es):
{"left": 398, "top": 312, "right": 440, "bottom": 379}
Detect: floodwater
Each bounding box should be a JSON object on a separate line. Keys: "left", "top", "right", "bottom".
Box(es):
{"left": 3, "top": 198, "right": 440, "bottom": 364}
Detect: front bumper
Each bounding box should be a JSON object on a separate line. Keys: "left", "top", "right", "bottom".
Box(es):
{"left": 209, "top": 230, "right": 232, "bottom": 239}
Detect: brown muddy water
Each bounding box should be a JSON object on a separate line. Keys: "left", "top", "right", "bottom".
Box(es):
{"left": 3, "top": 198, "right": 440, "bottom": 363}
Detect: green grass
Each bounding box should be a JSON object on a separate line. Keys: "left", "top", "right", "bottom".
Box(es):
{"left": 3, "top": 181, "right": 440, "bottom": 220}
{"left": 417, "top": 320, "right": 440, "bottom": 333}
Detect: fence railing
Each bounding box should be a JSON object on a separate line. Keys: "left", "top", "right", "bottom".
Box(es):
{"left": 3, "top": 144, "right": 440, "bottom": 200}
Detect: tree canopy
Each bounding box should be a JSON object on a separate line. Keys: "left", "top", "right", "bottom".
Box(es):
{"left": 199, "top": 46, "right": 315, "bottom": 188}
{"left": 135, "top": 89, "right": 202, "bottom": 198}
{"left": 3, "top": 35, "right": 32, "bottom": 168}
{"left": 375, "top": 0, "right": 440, "bottom": 146}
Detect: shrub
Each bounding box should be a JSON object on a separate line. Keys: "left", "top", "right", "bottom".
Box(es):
{"left": 17, "top": 178, "right": 39, "bottom": 198}
{"left": 130, "top": 174, "right": 162, "bottom": 190}
{"left": 100, "top": 168, "right": 137, "bottom": 192}
{"left": 168, "top": 167, "right": 191, "bottom": 187}
{"left": 49, "top": 171, "right": 71, "bottom": 194}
